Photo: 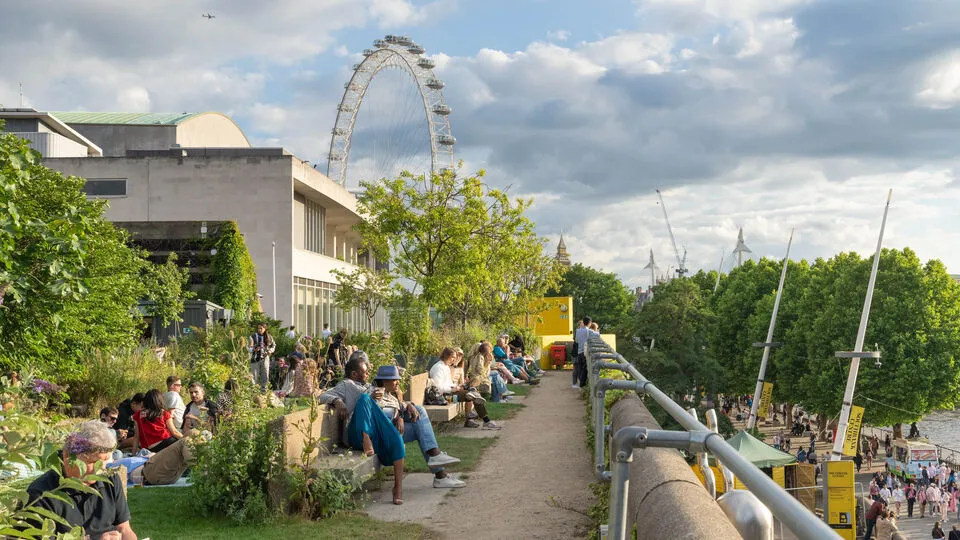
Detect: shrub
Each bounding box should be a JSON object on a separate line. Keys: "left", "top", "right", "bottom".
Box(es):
{"left": 347, "top": 332, "right": 394, "bottom": 373}
{"left": 190, "top": 410, "right": 285, "bottom": 524}
{"left": 66, "top": 348, "right": 177, "bottom": 412}
{"left": 210, "top": 221, "right": 257, "bottom": 320}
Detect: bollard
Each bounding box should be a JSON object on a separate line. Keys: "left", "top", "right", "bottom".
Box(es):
{"left": 717, "top": 489, "right": 774, "bottom": 540}
{"left": 689, "top": 408, "right": 716, "bottom": 499}
{"left": 706, "top": 409, "right": 736, "bottom": 493}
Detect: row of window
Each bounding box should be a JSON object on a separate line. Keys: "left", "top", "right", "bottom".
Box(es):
{"left": 293, "top": 276, "right": 388, "bottom": 338}
{"left": 81, "top": 178, "right": 126, "bottom": 197}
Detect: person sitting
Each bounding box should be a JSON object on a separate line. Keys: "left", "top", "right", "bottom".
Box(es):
{"left": 115, "top": 393, "right": 142, "bottom": 451}
{"left": 162, "top": 375, "right": 186, "bottom": 428}
{"left": 373, "top": 363, "right": 466, "bottom": 489}
{"left": 290, "top": 358, "right": 320, "bottom": 397}
{"left": 182, "top": 382, "right": 220, "bottom": 435}
{"left": 133, "top": 389, "right": 182, "bottom": 453}
{"left": 26, "top": 420, "right": 137, "bottom": 539}
{"left": 466, "top": 342, "right": 510, "bottom": 402}
{"left": 98, "top": 407, "right": 125, "bottom": 461}
{"left": 318, "top": 352, "right": 406, "bottom": 505}
{"left": 429, "top": 347, "right": 500, "bottom": 430}
{"left": 493, "top": 335, "right": 534, "bottom": 384}
{"left": 110, "top": 433, "right": 205, "bottom": 487}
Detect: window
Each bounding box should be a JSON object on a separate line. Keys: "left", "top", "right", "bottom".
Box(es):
{"left": 82, "top": 179, "right": 127, "bottom": 197}
{"left": 293, "top": 276, "right": 389, "bottom": 336}
{"left": 304, "top": 199, "right": 325, "bottom": 254}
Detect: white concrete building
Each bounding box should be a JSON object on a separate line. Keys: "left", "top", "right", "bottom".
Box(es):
{"left": 1, "top": 109, "right": 386, "bottom": 335}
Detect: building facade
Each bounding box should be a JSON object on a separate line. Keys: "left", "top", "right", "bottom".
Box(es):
{"left": 1, "top": 108, "right": 387, "bottom": 336}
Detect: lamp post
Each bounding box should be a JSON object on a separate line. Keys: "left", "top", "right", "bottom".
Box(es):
{"left": 272, "top": 241, "right": 277, "bottom": 318}
{"left": 830, "top": 190, "right": 892, "bottom": 461}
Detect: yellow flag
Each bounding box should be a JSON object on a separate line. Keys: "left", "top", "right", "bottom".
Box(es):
{"left": 757, "top": 382, "right": 774, "bottom": 419}
{"left": 842, "top": 405, "right": 865, "bottom": 457}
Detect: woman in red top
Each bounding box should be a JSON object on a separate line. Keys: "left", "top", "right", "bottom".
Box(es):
{"left": 134, "top": 389, "right": 182, "bottom": 452}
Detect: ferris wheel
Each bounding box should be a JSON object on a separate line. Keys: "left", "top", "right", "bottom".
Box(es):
{"left": 327, "top": 35, "right": 456, "bottom": 189}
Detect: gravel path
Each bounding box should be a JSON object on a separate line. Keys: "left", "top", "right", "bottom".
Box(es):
{"left": 425, "top": 371, "right": 596, "bottom": 539}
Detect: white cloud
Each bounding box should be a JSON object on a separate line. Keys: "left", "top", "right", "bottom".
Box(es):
{"left": 916, "top": 50, "right": 960, "bottom": 108}
{"left": 546, "top": 29, "right": 570, "bottom": 42}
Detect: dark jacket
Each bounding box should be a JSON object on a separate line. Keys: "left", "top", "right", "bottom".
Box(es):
{"left": 181, "top": 398, "right": 220, "bottom": 431}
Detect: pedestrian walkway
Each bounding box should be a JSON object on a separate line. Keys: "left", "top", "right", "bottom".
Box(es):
{"left": 421, "top": 372, "right": 596, "bottom": 539}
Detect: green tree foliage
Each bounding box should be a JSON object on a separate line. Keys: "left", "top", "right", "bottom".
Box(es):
{"left": 550, "top": 263, "right": 634, "bottom": 329}
{"left": 355, "top": 167, "right": 555, "bottom": 328}
{"left": 142, "top": 253, "right": 195, "bottom": 327}
{"left": 620, "top": 278, "right": 723, "bottom": 398}
{"left": 211, "top": 221, "right": 257, "bottom": 320}
{"left": 331, "top": 266, "right": 395, "bottom": 333}
{"left": 0, "top": 131, "right": 145, "bottom": 376}
{"left": 709, "top": 259, "right": 783, "bottom": 393}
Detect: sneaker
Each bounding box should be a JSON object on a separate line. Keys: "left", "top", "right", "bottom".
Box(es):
{"left": 427, "top": 452, "right": 461, "bottom": 468}
{"left": 482, "top": 420, "right": 502, "bottom": 430}
{"left": 433, "top": 475, "right": 466, "bottom": 488}
{"left": 466, "top": 411, "right": 479, "bottom": 420}
{"left": 572, "top": 384, "right": 581, "bottom": 390}
{"left": 503, "top": 389, "right": 516, "bottom": 396}
{"left": 463, "top": 419, "right": 481, "bottom": 428}
{"left": 527, "top": 379, "right": 540, "bottom": 385}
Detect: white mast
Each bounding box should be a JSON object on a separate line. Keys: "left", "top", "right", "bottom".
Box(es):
{"left": 830, "top": 190, "right": 893, "bottom": 461}
{"left": 642, "top": 249, "right": 659, "bottom": 288}
{"left": 732, "top": 227, "right": 752, "bottom": 267}
{"left": 746, "top": 229, "right": 794, "bottom": 430}
{"left": 714, "top": 252, "right": 725, "bottom": 293}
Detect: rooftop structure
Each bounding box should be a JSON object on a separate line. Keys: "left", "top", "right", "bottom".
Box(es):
{"left": 556, "top": 234, "right": 571, "bottom": 268}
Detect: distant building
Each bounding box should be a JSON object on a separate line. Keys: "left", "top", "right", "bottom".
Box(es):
{"left": 555, "top": 234, "right": 571, "bottom": 268}
{"left": 0, "top": 108, "right": 387, "bottom": 335}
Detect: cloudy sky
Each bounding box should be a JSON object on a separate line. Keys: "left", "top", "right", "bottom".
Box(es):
{"left": 4, "top": 0, "right": 960, "bottom": 287}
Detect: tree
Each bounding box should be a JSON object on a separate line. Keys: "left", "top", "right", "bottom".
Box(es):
{"left": 331, "top": 266, "right": 395, "bottom": 333}
{"left": 210, "top": 221, "right": 257, "bottom": 320}
{"left": 619, "top": 278, "right": 723, "bottom": 399}
{"left": 355, "top": 167, "right": 552, "bottom": 328}
{"left": 0, "top": 130, "right": 148, "bottom": 376}
{"left": 549, "top": 263, "right": 634, "bottom": 329}
{"left": 142, "top": 253, "right": 195, "bottom": 328}
{"left": 709, "top": 259, "right": 783, "bottom": 393}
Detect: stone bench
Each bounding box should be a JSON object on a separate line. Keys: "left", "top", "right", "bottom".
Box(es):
{"left": 408, "top": 372, "right": 464, "bottom": 423}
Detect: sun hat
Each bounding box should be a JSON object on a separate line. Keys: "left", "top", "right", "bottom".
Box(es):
{"left": 374, "top": 365, "right": 402, "bottom": 380}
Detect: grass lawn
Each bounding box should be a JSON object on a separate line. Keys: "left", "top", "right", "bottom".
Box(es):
{"left": 485, "top": 401, "right": 525, "bottom": 421}
{"left": 402, "top": 435, "right": 497, "bottom": 473}
{"left": 127, "top": 488, "right": 423, "bottom": 539}
{"left": 505, "top": 383, "right": 532, "bottom": 396}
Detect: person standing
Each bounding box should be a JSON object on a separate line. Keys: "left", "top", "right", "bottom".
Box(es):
{"left": 285, "top": 325, "right": 296, "bottom": 340}
{"left": 906, "top": 482, "right": 917, "bottom": 518}
{"left": 248, "top": 323, "right": 275, "bottom": 391}
{"left": 864, "top": 496, "right": 885, "bottom": 540}
{"left": 892, "top": 483, "right": 905, "bottom": 516}
{"left": 572, "top": 316, "right": 592, "bottom": 390}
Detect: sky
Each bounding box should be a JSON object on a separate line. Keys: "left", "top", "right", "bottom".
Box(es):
{"left": 3, "top": 0, "right": 960, "bottom": 288}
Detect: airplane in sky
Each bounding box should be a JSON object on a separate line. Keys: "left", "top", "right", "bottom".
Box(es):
{"left": 202, "top": 13, "right": 215, "bottom": 19}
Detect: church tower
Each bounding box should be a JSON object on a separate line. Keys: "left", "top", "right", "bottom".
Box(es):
{"left": 555, "top": 234, "right": 571, "bottom": 268}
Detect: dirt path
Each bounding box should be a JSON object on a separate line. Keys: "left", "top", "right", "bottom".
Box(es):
{"left": 425, "top": 371, "right": 596, "bottom": 539}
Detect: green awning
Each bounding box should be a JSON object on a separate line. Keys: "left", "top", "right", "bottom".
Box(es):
{"left": 726, "top": 430, "right": 798, "bottom": 468}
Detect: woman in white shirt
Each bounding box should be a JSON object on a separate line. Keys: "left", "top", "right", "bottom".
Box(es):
{"left": 430, "top": 348, "right": 501, "bottom": 430}
{"left": 892, "top": 484, "right": 905, "bottom": 516}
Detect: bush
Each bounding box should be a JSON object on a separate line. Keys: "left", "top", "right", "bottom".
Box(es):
{"left": 347, "top": 332, "right": 394, "bottom": 373}
{"left": 67, "top": 347, "right": 178, "bottom": 411}
{"left": 190, "top": 411, "right": 285, "bottom": 524}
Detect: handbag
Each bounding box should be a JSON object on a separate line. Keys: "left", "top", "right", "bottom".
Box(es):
{"left": 424, "top": 385, "right": 447, "bottom": 406}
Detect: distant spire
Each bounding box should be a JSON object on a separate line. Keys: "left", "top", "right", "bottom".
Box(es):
{"left": 732, "top": 227, "right": 752, "bottom": 267}
{"left": 555, "top": 233, "right": 571, "bottom": 268}
{"left": 642, "top": 249, "right": 659, "bottom": 287}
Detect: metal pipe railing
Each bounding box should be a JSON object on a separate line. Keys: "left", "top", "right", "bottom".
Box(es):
{"left": 586, "top": 336, "right": 840, "bottom": 540}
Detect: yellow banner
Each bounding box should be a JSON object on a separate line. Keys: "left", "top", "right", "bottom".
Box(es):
{"left": 772, "top": 466, "right": 785, "bottom": 487}
{"left": 757, "top": 382, "right": 773, "bottom": 419}
{"left": 842, "top": 405, "right": 865, "bottom": 457}
{"left": 825, "top": 460, "right": 856, "bottom": 540}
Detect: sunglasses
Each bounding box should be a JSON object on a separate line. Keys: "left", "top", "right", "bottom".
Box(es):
{"left": 104, "top": 416, "right": 118, "bottom": 422}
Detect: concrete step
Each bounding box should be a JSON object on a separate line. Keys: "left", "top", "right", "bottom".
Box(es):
{"left": 311, "top": 449, "right": 380, "bottom": 487}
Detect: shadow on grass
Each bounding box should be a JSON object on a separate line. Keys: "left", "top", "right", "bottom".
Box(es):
{"left": 127, "top": 487, "right": 424, "bottom": 539}
{"left": 402, "top": 435, "right": 498, "bottom": 473}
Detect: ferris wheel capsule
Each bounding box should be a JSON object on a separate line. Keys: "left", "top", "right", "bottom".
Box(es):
{"left": 417, "top": 58, "right": 435, "bottom": 69}
{"left": 432, "top": 104, "right": 451, "bottom": 115}
{"left": 426, "top": 78, "right": 445, "bottom": 90}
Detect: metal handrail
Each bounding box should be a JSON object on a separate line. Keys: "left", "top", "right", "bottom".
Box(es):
{"left": 586, "top": 336, "right": 840, "bottom": 540}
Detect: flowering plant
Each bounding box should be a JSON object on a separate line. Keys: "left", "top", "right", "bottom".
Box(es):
{"left": 30, "top": 378, "right": 61, "bottom": 395}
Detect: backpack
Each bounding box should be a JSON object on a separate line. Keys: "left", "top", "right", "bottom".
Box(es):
{"left": 424, "top": 385, "right": 447, "bottom": 406}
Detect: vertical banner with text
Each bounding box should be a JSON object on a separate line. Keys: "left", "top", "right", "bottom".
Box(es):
{"left": 842, "top": 405, "right": 865, "bottom": 456}
{"left": 823, "top": 460, "right": 855, "bottom": 540}
{"left": 757, "top": 382, "right": 774, "bottom": 419}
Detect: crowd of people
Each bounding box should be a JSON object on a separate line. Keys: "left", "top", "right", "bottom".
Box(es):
{"left": 863, "top": 465, "right": 960, "bottom": 539}
{"left": 24, "top": 323, "right": 549, "bottom": 536}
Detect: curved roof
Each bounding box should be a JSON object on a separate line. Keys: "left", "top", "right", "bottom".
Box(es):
{"left": 51, "top": 111, "right": 203, "bottom": 125}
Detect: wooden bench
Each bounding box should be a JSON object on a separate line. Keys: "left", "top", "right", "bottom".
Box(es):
{"left": 408, "top": 372, "right": 463, "bottom": 422}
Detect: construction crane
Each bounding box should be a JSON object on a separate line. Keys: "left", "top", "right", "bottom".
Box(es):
{"left": 656, "top": 189, "right": 687, "bottom": 278}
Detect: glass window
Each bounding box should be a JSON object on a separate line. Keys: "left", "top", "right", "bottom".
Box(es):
{"left": 82, "top": 179, "right": 126, "bottom": 197}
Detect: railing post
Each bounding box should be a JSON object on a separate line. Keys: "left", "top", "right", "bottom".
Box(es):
{"left": 690, "top": 408, "right": 716, "bottom": 499}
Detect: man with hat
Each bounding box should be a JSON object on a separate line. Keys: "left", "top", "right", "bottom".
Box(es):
{"left": 319, "top": 351, "right": 407, "bottom": 504}
{"left": 372, "top": 362, "right": 465, "bottom": 489}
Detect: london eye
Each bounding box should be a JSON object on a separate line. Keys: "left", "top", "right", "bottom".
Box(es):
{"left": 327, "top": 35, "right": 456, "bottom": 190}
